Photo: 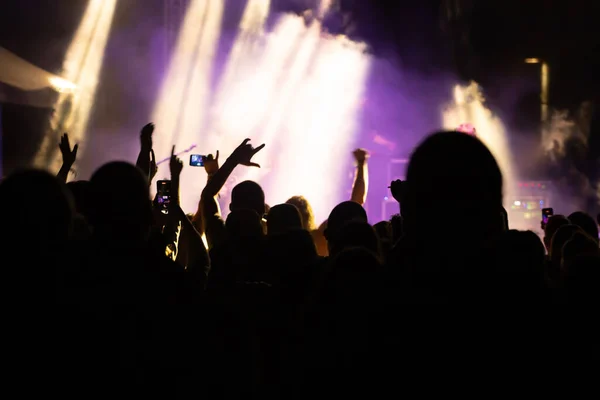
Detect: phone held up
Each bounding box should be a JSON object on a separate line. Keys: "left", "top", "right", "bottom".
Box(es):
{"left": 190, "top": 154, "right": 205, "bottom": 167}
{"left": 157, "top": 180, "right": 171, "bottom": 214}
{"left": 541, "top": 207, "right": 553, "bottom": 229}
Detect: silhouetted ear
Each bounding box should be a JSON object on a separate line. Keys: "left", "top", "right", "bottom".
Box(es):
{"left": 323, "top": 227, "right": 329, "bottom": 241}
{"left": 229, "top": 203, "right": 233, "bottom": 212}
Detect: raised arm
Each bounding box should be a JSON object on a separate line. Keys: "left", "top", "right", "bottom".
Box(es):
{"left": 350, "top": 148, "right": 369, "bottom": 205}
{"left": 57, "top": 133, "right": 78, "bottom": 183}
{"left": 202, "top": 139, "right": 265, "bottom": 201}
{"left": 160, "top": 145, "right": 183, "bottom": 261}
{"left": 136, "top": 123, "right": 157, "bottom": 186}
{"left": 173, "top": 204, "right": 210, "bottom": 287}
{"left": 198, "top": 139, "right": 265, "bottom": 248}
{"left": 192, "top": 150, "right": 221, "bottom": 226}
{"left": 167, "top": 147, "right": 210, "bottom": 283}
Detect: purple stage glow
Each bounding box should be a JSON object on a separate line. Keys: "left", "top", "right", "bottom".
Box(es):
{"left": 152, "top": 0, "right": 371, "bottom": 223}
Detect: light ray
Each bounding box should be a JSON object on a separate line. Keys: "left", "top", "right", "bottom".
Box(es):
{"left": 36, "top": 0, "right": 117, "bottom": 171}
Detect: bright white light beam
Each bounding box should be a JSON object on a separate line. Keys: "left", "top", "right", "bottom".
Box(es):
{"left": 151, "top": 0, "right": 224, "bottom": 211}
{"left": 36, "top": 0, "right": 117, "bottom": 171}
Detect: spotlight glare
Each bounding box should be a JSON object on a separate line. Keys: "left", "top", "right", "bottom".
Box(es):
{"left": 151, "top": 0, "right": 225, "bottom": 210}
{"left": 35, "top": 0, "right": 117, "bottom": 171}
{"left": 443, "top": 82, "right": 516, "bottom": 209}
{"left": 48, "top": 76, "right": 77, "bottom": 93}
{"left": 266, "top": 19, "right": 371, "bottom": 222}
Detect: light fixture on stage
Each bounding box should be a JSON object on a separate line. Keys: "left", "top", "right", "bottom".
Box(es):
{"left": 48, "top": 77, "right": 77, "bottom": 93}
{"left": 35, "top": 0, "right": 117, "bottom": 171}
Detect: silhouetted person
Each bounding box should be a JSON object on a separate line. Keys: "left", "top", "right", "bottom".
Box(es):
{"left": 563, "top": 254, "right": 600, "bottom": 306}
{"left": 299, "top": 247, "right": 384, "bottom": 398}
{"left": 226, "top": 209, "right": 264, "bottom": 239}
{"left": 0, "top": 169, "right": 74, "bottom": 292}
{"left": 324, "top": 201, "right": 368, "bottom": 255}
{"left": 394, "top": 131, "right": 504, "bottom": 301}
{"left": 561, "top": 232, "right": 599, "bottom": 273}
{"left": 286, "top": 195, "right": 316, "bottom": 230}
{"left": 543, "top": 214, "right": 570, "bottom": 254}
{"left": 209, "top": 209, "right": 268, "bottom": 289}
{"left": 373, "top": 220, "right": 393, "bottom": 260}
{"left": 267, "top": 203, "right": 302, "bottom": 235}
{"left": 568, "top": 211, "right": 599, "bottom": 242}
{"left": 230, "top": 180, "right": 266, "bottom": 217}
{"left": 329, "top": 220, "right": 381, "bottom": 260}
{"left": 492, "top": 230, "right": 547, "bottom": 302}
{"left": 403, "top": 131, "right": 503, "bottom": 248}
{"left": 548, "top": 224, "right": 583, "bottom": 286}
{"left": 66, "top": 180, "right": 90, "bottom": 214}
{"left": 0, "top": 169, "right": 79, "bottom": 396}
{"left": 390, "top": 214, "right": 403, "bottom": 243}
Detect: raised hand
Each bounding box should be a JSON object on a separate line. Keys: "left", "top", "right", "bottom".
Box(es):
{"left": 141, "top": 123, "right": 154, "bottom": 149}
{"left": 390, "top": 179, "right": 406, "bottom": 204}
{"left": 149, "top": 149, "right": 158, "bottom": 181}
{"left": 230, "top": 139, "right": 265, "bottom": 168}
{"left": 59, "top": 133, "right": 78, "bottom": 167}
{"left": 353, "top": 148, "right": 369, "bottom": 164}
{"left": 170, "top": 145, "right": 183, "bottom": 178}
{"left": 202, "top": 150, "right": 220, "bottom": 176}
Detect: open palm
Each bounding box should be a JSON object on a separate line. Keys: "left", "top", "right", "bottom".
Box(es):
{"left": 59, "top": 133, "right": 78, "bottom": 167}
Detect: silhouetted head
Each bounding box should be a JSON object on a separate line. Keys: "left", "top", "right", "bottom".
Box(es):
{"left": 230, "top": 180, "right": 265, "bottom": 217}
{"left": 267, "top": 203, "right": 302, "bottom": 235}
{"left": 286, "top": 195, "right": 316, "bottom": 230}
{"left": 563, "top": 255, "right": 600, "bottom": 304}
{"left": 0, "top": 169, "right": 73, "bottom": 251}
{"left": 550, "top": 224, "right": 583, "bottom": 267}
{"left": 321, "top": 247, "right": 383, "bottom": 305}
{"left": 561, "top": 232, "right": 599, "bottom": 272}
{"left": 226, "top": 209, "right": 263, "bottom": 239}
{"left": 544, "top": 214, "right": 570, "bottom": 254}
{"left": 568, "top": 211, "right": 599, "bottom": 242}
{"left": 267, "top": 228, "right": 318, "bottom": 268}
{"left": 373, "top": 221, "right": 392, "bottom": 242}
{"left": 89, "top": 162, "right": 152, "bottom": 240}
{"left": 325, "top": 201, "right": 368, "bottom": 246}
{"left": 493, "top": 230, "right": 546, "bottom": 299}
{"left": 329, "top": 220, "right": 380, "bottom": 259}
{"left": 404, "top": 131, "right": 503, "bottom": 246}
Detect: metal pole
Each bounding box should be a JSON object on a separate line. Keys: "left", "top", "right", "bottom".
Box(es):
{"left": 0, "top": 104, "right": 3, "bottom": 179}
{"left": 541, "top": 61, "right": 549, "bottom": 123}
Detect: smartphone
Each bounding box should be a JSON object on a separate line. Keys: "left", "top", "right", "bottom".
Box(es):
{"left": 157, "top": 180, "right": 171, "bottom": 214}
{"left": 541, "top": 207, "right": 553, "bottom": 228}
{"left": 190, "top": 154, "right": 205, "bottom": 167}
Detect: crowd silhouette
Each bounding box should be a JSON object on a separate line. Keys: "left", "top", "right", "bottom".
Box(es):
{"left": 1, "top": 123, "right": 599, "bottom": 398}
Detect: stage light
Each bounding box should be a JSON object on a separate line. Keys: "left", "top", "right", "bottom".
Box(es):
{"left": 207, "top": 6, "right": 369, "bottom": 222}
{"left": 211, "top": 0, "right": 272, "bottom": 120}
{"left": 443, "top": 82, "right": 517, "bottom": 208}
{"left": 48, "top": 76, "right": 77, "bottom": 93}
{"left": 151, "top": 0, "right": 224, "bottom": 209}
{"left": 35, "top": 0, "right": 117, "bottom": 171}
{"left": 267, "top": 29, "right": 370, "bottom": 222}
{"left": 525, "top": 58, "right": 540, "bottom": 64}
{"left": 151, "top": 0, "right": 370, "bottom": 219}
{"left": 241, "top": 14, "right": 321, "bottom": 186}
